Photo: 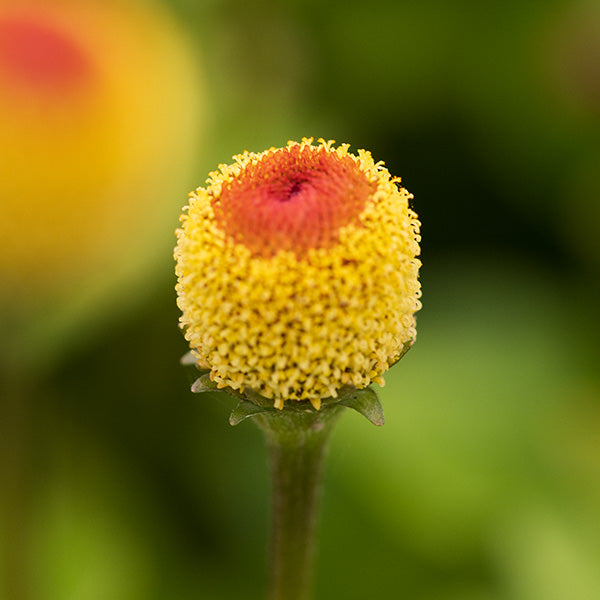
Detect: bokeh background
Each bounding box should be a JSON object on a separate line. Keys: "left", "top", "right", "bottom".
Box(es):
{"left": 1, "top": 0, "right": 599, "bottom": 599}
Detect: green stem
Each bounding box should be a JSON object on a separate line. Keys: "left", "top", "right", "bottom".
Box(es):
{"left": 255, "top": 405, "right": 343, "bottom": 600}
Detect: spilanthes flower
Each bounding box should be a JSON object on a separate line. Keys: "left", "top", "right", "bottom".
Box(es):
{"left": 175, "top": 138, "right": 421, "bottom": 410}
{"left": 0, "top": 0, "right": 203, "bottom": 297}
{"left": 0, "top": 0, "right": 204, "bottom": 367}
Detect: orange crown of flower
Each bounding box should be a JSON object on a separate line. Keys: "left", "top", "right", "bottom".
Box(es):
{"left": 212, "top": 142, "right": 373, "bottom": 258}
{"left": 175, "top": 138, "right": 421, "bottom": 409}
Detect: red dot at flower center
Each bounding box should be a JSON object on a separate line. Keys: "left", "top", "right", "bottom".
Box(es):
{"left": 0, "top": 13, "right": 91, "bottom": 93}
{"left": 212, "top": 145, "right": 375, "bottom": 258}
{"left": 282, "top": 179, "right": 305, "bottom": 201}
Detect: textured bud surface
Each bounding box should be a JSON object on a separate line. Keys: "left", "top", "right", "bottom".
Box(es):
{"left": 175, "top": 139, "right": 421, "bottom": 409}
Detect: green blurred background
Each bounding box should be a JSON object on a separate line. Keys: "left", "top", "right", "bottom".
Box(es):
{"left": 1, "top": 0, "right": 599, "bottom": 598}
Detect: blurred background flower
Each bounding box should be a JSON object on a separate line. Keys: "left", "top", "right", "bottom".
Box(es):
{"left": 1, "top": 0, "right": 599, "bottom": 599}
{"left": 0, "top": 0, "right": 204, "bottom": 368}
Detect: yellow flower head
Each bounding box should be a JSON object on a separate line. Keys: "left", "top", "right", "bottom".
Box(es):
{"left": 0, "top": 0, "right": 204, "bottom": 367}
{"left": 175, "top": 139, "right": 421, "bottom": 409}
{"left": 0, "top": 0, "right": 203, "bottom": 294}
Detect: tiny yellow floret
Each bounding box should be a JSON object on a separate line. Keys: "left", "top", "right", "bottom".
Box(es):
{"left": 175, "top": 138, "right": 421, "bottom": 408}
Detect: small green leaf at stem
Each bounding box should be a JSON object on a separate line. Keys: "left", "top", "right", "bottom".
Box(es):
{"left": 338, "top": 386, "right": 385, "bottom": 426}
{"left": 190, "top": 373, "right": 218, "bottom": 393}
{"left": 180, "top": 351, "right": 199, "bottom": 366}
{"left": 229, "top": 400, "right": 274, "bottom": 425}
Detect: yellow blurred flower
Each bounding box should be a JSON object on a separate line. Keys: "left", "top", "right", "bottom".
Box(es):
{"left": 0, "top": 0, "right": 204, "bottom": 362}
{"left": 175, "top": 139, "right": 421, "bottom": 409}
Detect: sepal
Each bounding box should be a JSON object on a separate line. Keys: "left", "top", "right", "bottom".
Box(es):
{"left": 229, "top": 399, "right": 275, "bottom": 426}
{"left": 227, "top": 384, "right": 385, "bottom": 427}
{"left": 388, "top": 339, "right": 413, "bottom": 369}
{"left": 190, "top": 372, "right": 218, "bottom": 393}
{"left": 180, "top": 351, "right": 199, "bottom": 366}
{"left": 186, "top": 362, "right": 386, "bottom": 427}
{"left": 337, "top": 385, "right": 385, "bottom": 426}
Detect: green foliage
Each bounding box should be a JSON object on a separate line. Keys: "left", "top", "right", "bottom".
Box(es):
{"left": 2, "top": 0, "right": 599, "bottom": 598}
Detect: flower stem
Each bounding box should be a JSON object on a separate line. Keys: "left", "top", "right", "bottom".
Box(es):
{"left": 255, "top": 405, "right": 343, "bottom": 600}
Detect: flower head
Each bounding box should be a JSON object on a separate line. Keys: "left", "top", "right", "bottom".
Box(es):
{"left": 0, "top": 0, "right": 204, "bottom": 368}
{"left": 0, "top": 0, "right": 203, "bottom": 295}
{"left": 175, "top": 139, "right": 421, "bottom": 409}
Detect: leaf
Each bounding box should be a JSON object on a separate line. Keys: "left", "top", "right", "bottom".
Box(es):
{"left": 388, "top": 340, "right": 413, "bottom": 369}
{"left": 339, "top": 387, "right": 385, "bottom": 426}
{"left": 190, "top": 373, "right": 219, "bottom": 393}
{"left": 180, "top": 351, "right": 198, "bottom": 366}
{"left": 229, "top": 399, "right": 272, "bottom": 426}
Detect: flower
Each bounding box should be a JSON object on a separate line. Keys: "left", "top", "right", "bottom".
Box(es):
{"left": 0, "top": 0, "right": 203, "bottom": 297}
{"left": 0, "top": 0, "right": 204, "bottom": 366}
{"left": 175, "top": 138, "right": 421, "bottom": 409}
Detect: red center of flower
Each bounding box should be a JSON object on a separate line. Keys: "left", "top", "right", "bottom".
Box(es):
{"left": 0, "top": 14, "right": 90, "bottom": 93}
{"left": 212, "top": 145, "right": 375, "bottom": 257}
